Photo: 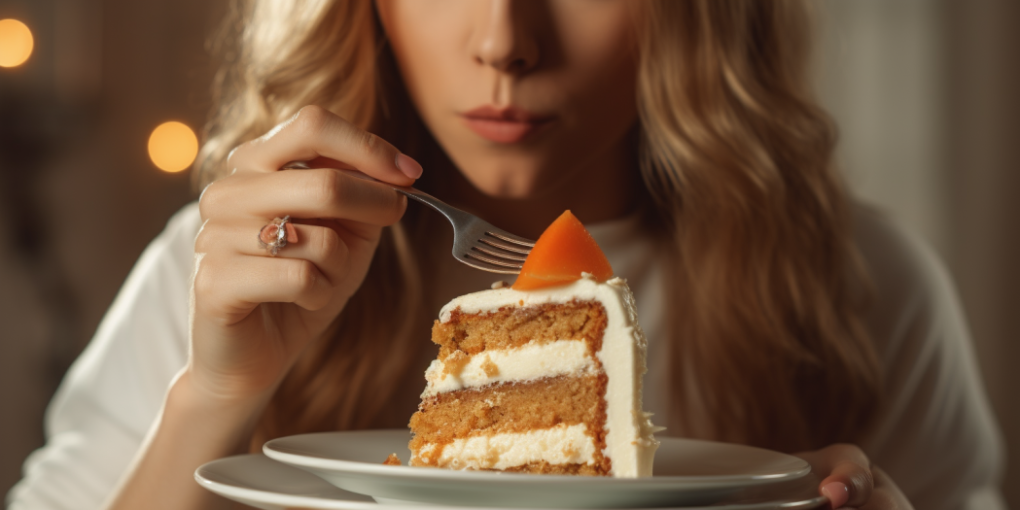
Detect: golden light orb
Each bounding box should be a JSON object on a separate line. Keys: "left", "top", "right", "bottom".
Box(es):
{"left": 0, "top": 19, "right": 34, "bottom": 68}
{"left": 148, "top": 121, "right": 199, "bottom": 173}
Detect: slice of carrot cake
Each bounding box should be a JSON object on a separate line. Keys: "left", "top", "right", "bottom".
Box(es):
{"left": 408, "top": 211, "right": 659, "bottom": 477}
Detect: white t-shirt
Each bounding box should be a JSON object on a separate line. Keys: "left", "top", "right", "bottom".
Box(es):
{"left": 7, "top": 202, "right": 1006, "bottom": 509}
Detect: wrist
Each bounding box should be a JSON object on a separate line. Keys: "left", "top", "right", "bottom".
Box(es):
{"left": 182, "top": 355, "right": 284, "bottom": 404}
{"left": 165, "top": 369, "right": 272, "bottom": 450}
{"left": 101, "top": 369, "right": 272, "bottom": 510}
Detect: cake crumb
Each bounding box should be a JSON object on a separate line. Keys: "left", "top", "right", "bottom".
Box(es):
{"left": 383, "top": 453, "right": 401, "bottom": 466}
{"left": 491, "top": 280, "right": 508, "bottom": 289}
{"left": 561, "top": 444, "right": 579, "bottom": 460}
{"left": 481, "top": 355, "right": 500, "bottom": 377}
{"left": 442, "top": 351, "right": 470, "bottom": 377}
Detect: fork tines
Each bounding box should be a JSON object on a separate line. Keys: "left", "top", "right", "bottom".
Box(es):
{"left": 462, "top": 230, "right": 535, "bottom": 274}
{"left": 484, "top": 231, "right": 535, "bottom": 251}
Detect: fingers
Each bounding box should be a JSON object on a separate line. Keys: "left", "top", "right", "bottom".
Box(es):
{"left": 859, "top": 467, "right": 913, "bottom": 510}
{"left": 199, "top": 168, "right": 408, "bottom": 228}
{"left": 227, "top": 105, "right": 422, "bottom": 184}
{"left": 196, "top": 219, "right": 351, "bottom": 284}
{"left": 796, "top": 444, "right": 874, "bottom": 509}
{"left": 193, "top": 253, "right": 333, "bottom": 316}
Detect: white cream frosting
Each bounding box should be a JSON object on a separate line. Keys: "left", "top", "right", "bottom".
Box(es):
{"left": 423, "top": 340, "right": 597, "bottom": 397}
{"left": 428, "top": 424, "right": 596, "bottom": 470}
{"left": 433, "top": 275, "right": 660, "bottom": 477}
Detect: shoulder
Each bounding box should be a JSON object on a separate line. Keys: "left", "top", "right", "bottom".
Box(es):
{"left": 151, "top": 201, "right": 202, "bottom": 273}
{"left": 849, "top": 202, "right": 960, "bottom": 359}
{"left": 85, "top": 201, "right": 201, "bottom": 349}
{"left": 850, "top": 202, "right": 1006, "bottom": 507}
{"left": 8, "top": 202, "right": 204, "bottom": 509}
{"left": 851, "top": 203, "right": 943, "bottom": 307}
{"left": 164, "top": 200, "right": 202, "bottom": 239}
{"left": 53, "top": 201, "right": 202, "bottom": 428}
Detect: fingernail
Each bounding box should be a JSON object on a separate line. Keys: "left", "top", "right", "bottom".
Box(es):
{"left": 821, "top": 481, "right": 849, "bottom": 508}
{"left": 395, "top": 153, "right": 423, "bottom": 179}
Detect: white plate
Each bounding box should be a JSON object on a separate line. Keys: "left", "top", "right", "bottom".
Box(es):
{"left": 196, "top": 454, "right": 826, "bottom": 510}
{"left": 195, "top": 454, "right": 375, "bottom": 510}
{"left": 263, "top": 430, "right": 814, "bottom": 509}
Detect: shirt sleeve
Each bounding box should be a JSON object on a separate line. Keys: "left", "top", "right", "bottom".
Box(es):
{"left": 7, "top": 203, "right": 201, "bottom": 510}
{"left": 853, "top": 205, "right": 1006, "bottom": 510}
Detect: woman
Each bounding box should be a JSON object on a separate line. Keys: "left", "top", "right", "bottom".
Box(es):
{"left": 8, "top": 1, "right": 1004, "bottom": 509}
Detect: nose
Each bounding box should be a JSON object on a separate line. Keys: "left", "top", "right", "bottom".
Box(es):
{"left": 472, "top": 0, "right": 539, "bottom": 74}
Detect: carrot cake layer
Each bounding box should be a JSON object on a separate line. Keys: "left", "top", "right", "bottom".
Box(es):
{"left": 408, "top": 276, "right": 660, "bottom": 477}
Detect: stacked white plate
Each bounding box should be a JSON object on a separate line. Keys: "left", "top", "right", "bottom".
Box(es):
{"left": 195, "top": 429, "right": 828, "bottom": 510}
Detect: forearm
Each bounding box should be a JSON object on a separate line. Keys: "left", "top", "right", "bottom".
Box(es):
{"left": 102, "top": 370, "right": 269, "bottom": 510}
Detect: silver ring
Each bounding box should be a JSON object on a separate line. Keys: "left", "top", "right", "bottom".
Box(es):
{"left": 258, "top": 215, "right": 293, "bottom": 256}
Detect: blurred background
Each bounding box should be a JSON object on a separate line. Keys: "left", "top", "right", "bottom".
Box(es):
{"left": 0, "top": 0, "right": 1016, "bottom": 507}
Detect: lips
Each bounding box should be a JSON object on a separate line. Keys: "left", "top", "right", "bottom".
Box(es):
{"left": 461, "top": 106, "right": 553, "bottom": 144}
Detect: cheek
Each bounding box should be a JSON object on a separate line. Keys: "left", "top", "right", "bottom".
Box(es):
{"left": 543, "top": 2, "right": 640, "bottom": 157}
{"left": 376, "top": 0, "right": 471, "bottom": 119}
{"left": 554, "top": 2, "right": 639, "bottom": 112}
{"left": 555, "top": 2, "right": 637, "bottom": 69}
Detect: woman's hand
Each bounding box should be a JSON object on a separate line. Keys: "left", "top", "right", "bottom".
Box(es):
{"left": 103, "top": 106, "right": 423, "bottom": 510}
{"left": 190, "top": 105, "right": 423, "bottom": 402}
{"left": 796, "top": 444, "right": 914, "bottom": 509}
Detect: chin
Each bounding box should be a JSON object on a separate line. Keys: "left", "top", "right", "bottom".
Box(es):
{"left": 460, "top": 164, "right": 544, "bottom": 200}
{"left": 470, "top": 177, "right": 537, "bottom": 200}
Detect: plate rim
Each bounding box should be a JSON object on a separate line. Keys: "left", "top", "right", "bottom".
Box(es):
{"left": 195, "top": 454, "right": 408, "bottom": 510}
{"left": 263, "top": 429, "right": 812, "bottom": 486}
{"left": 196, "top": 454, "right": 827, "bottom": 510}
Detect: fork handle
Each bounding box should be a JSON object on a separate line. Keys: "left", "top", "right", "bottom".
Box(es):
{"left": 281, "top": 161, "right": 474, "bottom": 228}
{"left": 391, "top": 187, "right": 475, "bottom": 229}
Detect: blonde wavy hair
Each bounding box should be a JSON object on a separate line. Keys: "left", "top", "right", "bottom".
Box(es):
{"left": 197, "top": 0, "right": 881, "bottom": 453}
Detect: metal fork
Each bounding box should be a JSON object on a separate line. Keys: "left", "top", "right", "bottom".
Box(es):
{"left": 396, "top": 187, "right": 535, "bottom": 274}
{"left": 282, "top": 162, "right": 535, "bottom": 274}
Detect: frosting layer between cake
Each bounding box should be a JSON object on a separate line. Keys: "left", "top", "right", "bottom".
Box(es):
{"left": 423, "top": 339, "right": 597, "bottom": 396}
{"left": 423, "top": 423, "right": 596, "bottom": 470}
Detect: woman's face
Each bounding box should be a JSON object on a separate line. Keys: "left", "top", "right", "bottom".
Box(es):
{"left": 376, "top": 0, "right": 639, "bottom": 200}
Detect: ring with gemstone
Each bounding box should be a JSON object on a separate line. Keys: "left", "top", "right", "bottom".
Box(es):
{"left": 258, "top": 215, "right": 297, "bottom": 256}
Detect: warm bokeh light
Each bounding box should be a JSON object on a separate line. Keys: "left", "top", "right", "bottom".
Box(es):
{"left": 148, "top": 121, "right": 199, "bottom": 173}
{"left": 0, "top": 19, "right": 34, "bottom": 68}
